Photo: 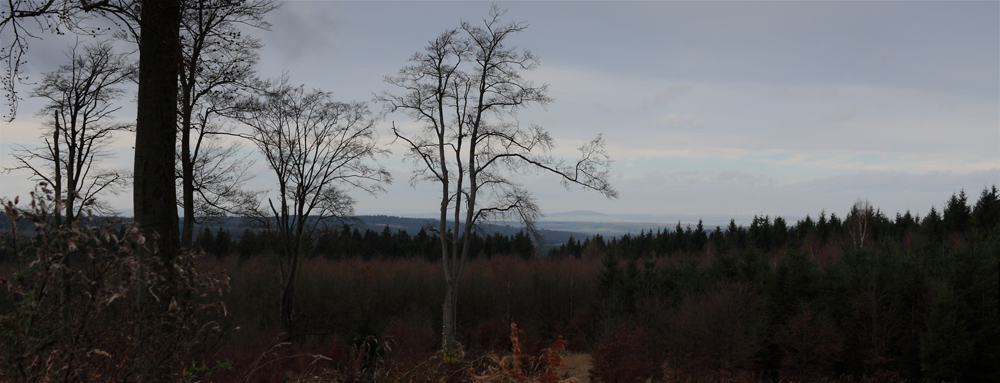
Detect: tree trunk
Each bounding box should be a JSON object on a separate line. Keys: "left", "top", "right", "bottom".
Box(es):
{"left": 280, "top": 275, "right": 295, "bottom": 336}
{"left": 442, "top": 280, "right": 458, "bottom": 349}
{"left": 180, "top": 107, "right": 194, "bottom": 248}
{"left": 135, "top": 0, "right": 182, "bottom": 263}
{"left": 279, "top": 233, "right": 300, "bottom": 337}
{"left": 133, "top": 1, "right": 182, "bottom": 380}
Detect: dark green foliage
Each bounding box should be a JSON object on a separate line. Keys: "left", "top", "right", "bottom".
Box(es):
{"left": 512, "top": 230, "right": 535, "bottom": 260}
{"left": 193, "top": 226, "right": 234, "bottom": 258}
{"left": 580, "top": 185, "right": 1000, "bottom": 382}
{"left": 943, "top": 190, "right": 972, "bottom": 234}
{"left": 920, "top": 287, "right": 974, "bottom": 382}
{"left": 972, "top": 185, "right": 1000, "bottom": 235}
{"left": 922, "top": 207, "right": 944, "bottom": 242}
{"left": 205, "top": 223, "right": 540, "bottom": 261}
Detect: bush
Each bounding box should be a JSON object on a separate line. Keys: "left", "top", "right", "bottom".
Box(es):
{"left": 0, "top": 186, "right": 229, "bottom": 382}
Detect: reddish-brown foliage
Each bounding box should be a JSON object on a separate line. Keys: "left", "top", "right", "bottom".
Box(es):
{"left": 380, "top": 314, "right": 438, "bottom": 368}
{"left": 471, "top": 322, "right": 575, "bottom": 383}
{"left": 589, "top": 321, "right": 662, "bottom": 383}
{"left": 667, "top": 283, "right": 761, "bottom": 379}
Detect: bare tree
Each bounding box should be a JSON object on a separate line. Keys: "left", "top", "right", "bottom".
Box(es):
{"left": 176, "top": 0, "right": 277, "bottom": 248}
{"left": 5, "top": 3, "right": 195, "bottom": 380}
{"left": 5, "top": 41, "right": 131, "bottom": 223}
{"left": 847, "top": 199, "right": 876, "bottom": 248}
{"left": 237, "top": 78, "right": 390, "bottom": 335}
{"left": 3, "top": 0, "right": 184, "bottom": 267}
{"left": 378, "top": 6, "right": 617, "bottom": 349}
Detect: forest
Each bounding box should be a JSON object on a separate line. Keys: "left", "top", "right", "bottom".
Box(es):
{"left": 1, "top": 187, "right": 997, "bottom": 382}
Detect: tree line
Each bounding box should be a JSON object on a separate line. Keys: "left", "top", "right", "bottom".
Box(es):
{"left": 194, "top": 223, "right": 536, "bottom": 261}
{"left": 580, "top": 187, "right": 999, "bottom": 382}
{"left": 550, "top": 187, "right": 999, "bottom": 259}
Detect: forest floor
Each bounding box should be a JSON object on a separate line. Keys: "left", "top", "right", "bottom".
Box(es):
{"left": 559, "top": 353, "right": 593, "bottom": 383}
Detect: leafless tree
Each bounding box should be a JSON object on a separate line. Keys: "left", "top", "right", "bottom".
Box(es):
{"left": 176, "top": 0, "right": 277, "bottom": 248}
{"left": 5, "top": 3, "right": 198, "bottom": 380}
{"left": 236, "top": 78, "right": 391, "bottom": 335}
{"left": 5, "top": 41, "right": 131, "bottom": 223}
{"left": 4, "top": 0, "right": 185, "bottom": 271}
{"left": 847, "top": 199, "right": 876, "bottom": 248}
{"left": 378, "top": 6, "right": 618, "bottom": 349}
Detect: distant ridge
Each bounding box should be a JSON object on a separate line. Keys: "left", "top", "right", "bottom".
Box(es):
{"left": 355, "top": 215, "right": 581, "bottom": 246}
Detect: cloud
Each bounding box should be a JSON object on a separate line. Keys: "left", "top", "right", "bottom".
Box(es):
{"left": 653, "top": 112, "right": 705, "bottom": 129}
{"left": 515, "top": 167, "right": 999, "bottom": 220}
{"left": 644, "top": 84, "right": 693, "bottom": 109}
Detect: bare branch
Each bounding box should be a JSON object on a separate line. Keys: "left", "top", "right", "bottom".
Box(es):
{"left": 378, "top": 5, "right": 616, "bottom": 349}
{"left": 4, "top": 40, "right": 131, "bottom": 221}
{"left": 234, "top": 77, "right": 390, "bottom": 334}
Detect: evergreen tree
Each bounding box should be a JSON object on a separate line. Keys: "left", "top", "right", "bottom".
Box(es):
{"left": 214, "top": 227, "right": 232, "bottom": 258}
{"left": 972, "top": 185, "right": 1000, "bottom": 235}
{"left": 943, "top": 190, "right": 972, "bottom": 234}
{"left": 693, "top": 220, "right": 708, "bottom": 252}
{"left": 236, "top": 229, "right": 257, "bottom": 259}
{"left": 512, "top": 230, "right": 534, "bottom": 260}
{"left": 194, "top": 226, "right": 215, "bottom": 253}
{"left": 920, "top": 288, "right": 974, "bottom": 382}
{"left": 922, "top": 207, "right": 944, "bottom": 242}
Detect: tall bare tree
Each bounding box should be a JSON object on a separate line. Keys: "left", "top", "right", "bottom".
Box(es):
{"left": 378, "top": 6, "right": 618, "bottom": 349}
{"left": 3, "top": 0, "right": 184, "bottom": 266}
{"left": 177, "top": 0, "right": 277, "bottom": 248}
{"left": 6, "top": 41, "right": 131, "bottom": 223}
{"left": 237, "top": 78, "right": 390, "bottom": 335}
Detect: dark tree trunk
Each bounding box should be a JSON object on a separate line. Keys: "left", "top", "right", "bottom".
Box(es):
{"left": 135, "top": 0, "right": 182, "bottom": 262}
{"left": 180, "top": 105, "right": 194, "bottom": 248}
{"left": 280, "top": 273, "right": 296, "bottom": 336}
{"left": 442, "top": 280, "right": 458, "bottom": 349}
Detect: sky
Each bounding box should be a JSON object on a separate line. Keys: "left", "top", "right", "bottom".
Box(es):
{"left": 1, "top": 0, "right": 998, "bottom": 225}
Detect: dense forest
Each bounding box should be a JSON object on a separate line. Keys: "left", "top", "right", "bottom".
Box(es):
{"left": 2, "top": 186, "right": 997, "bottom": 382}
{"left": 191, "top": 223, "right": 539, "bottom": 262}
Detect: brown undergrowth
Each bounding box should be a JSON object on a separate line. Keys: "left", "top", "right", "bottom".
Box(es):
{"left": 0, "top": 186, "right": 230, "bottom": 382}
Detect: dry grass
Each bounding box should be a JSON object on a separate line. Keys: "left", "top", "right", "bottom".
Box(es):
{"left": 559, "top": 353, "right": 592, "bottom": 383}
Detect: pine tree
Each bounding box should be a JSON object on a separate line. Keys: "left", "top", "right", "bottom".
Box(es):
{"left": 920, "top": 288, "right": 974, "bottom": 381}
{"left": 972, "top": 185, "right": 1000, "bottom": 235}
{"left": 943, "top": 190, "right": 972, "bottom": 234}
{"left": 214, "top": 227, "right": 232, "bottom": 258}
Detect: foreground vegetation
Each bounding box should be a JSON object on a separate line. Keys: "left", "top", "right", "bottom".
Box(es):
{"left": 1, "top": 187, "right": 997, "bottom": 382}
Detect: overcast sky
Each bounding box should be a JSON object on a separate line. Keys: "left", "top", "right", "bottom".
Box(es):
{"left": 1, "top": 0, "right": 998, "bottom": 223}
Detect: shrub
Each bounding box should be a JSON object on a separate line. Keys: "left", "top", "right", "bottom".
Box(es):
{"left": 0, "top": 186, "right": 229, "bottom": 382}
{"left": 471, "top": 322, "right": 575, "bottom": 383}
